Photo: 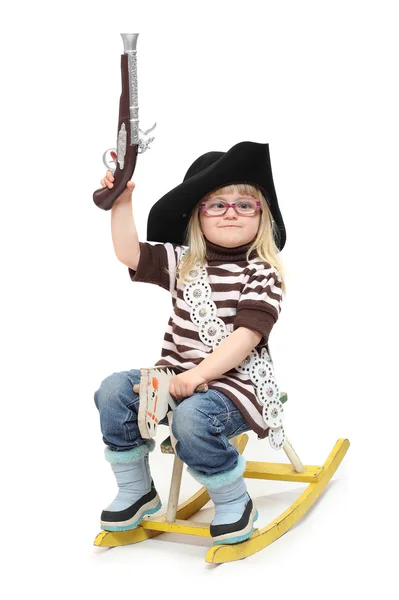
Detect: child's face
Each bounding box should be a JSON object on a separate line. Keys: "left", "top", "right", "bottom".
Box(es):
{"left": 199, "top": 190, "right": 261, "bottom": 247}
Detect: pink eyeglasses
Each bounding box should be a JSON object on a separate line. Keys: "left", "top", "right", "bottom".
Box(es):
{"left": 200, "top": 198, "right": 261, "bottom": 217}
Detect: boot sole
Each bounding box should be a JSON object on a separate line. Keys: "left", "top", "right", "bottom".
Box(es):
{"left": 100, "top": 494, "right": 162, "bottom": 532}
{"left": 211, "top": 507, "right": 259, "bottom": 546}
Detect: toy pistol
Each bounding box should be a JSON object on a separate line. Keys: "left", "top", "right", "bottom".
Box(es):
{"left": 93, "top": 33, "right": 156, "bottom": 210}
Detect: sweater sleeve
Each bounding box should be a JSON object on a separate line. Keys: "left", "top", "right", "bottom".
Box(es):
{"left": 233, "top": 263, "right": 283, "bottom": 346}
{"left": 128, "top": 241, "right": 184, "bottom": 294}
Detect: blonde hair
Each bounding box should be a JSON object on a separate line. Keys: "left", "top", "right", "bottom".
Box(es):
{"left": 177, "top": 182, "right": 287, "bottom": 296}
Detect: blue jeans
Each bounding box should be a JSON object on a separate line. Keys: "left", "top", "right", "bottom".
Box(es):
{"left": 94, "top": 369, "right": 251, "bottom": 475}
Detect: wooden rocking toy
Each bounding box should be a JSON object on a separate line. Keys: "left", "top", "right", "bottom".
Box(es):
{"left": 93, "top": 366, "right": 350, "bottom": 564}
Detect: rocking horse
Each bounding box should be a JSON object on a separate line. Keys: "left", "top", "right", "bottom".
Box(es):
{"left": 93, "top": 366, "right": 350, "bottom": 564}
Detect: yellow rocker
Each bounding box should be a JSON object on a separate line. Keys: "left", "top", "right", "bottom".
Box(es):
{"left": 93, "top": 389, "right": 350, "bottom": 564}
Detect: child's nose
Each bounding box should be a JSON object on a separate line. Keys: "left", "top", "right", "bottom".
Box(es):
{"left": 225, "top": 205, "right": 237, "bottom": 216}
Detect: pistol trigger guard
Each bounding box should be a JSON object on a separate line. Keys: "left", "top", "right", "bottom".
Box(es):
{"left": 138, "top": 122, "right": 156, "bottom": 154}
{"left": 102, "top": 148, "right": 117, "bottom": 174}
{"left": 139, "top": 122, "right": 157, "bottom": 136}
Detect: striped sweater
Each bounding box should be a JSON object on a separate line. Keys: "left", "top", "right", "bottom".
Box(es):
{"left": 128, "top": 237, "right": 283, "bottom": 439}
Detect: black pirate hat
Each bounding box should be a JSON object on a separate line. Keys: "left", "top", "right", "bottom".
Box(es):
{"left": 147, "top": 141, "right": 286, "bottom": 251}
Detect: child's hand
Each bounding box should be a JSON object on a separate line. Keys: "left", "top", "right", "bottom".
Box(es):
{"left": 100, "top": 151, "right": 136, "bottom": 199}
{"left": 169, "top": 370, "right": 208, "bottom": 400}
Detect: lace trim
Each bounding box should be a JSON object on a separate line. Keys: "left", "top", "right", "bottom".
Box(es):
{"left": 179, "top": 250, "right": 286, "bottom": 449}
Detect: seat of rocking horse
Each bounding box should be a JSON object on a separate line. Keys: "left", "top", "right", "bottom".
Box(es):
{"left": 160, "top": 391, "right": 288, "bottom": 454}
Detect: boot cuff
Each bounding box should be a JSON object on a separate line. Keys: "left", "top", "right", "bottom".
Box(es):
{"left": 104, "top": 439, "right": 155, "bottom": 464}
{"left": 187, "top": 454, "right": 246, "bottom": 488}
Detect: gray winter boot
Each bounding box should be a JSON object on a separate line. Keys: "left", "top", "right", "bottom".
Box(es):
{"left": 100, "top": 439, "right": 161, "bottom": 531}
{"left": 188, "top": 454, "right": 258, "bottom": 545}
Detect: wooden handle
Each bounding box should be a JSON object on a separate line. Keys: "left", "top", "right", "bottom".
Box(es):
{"left": 195, "top": 383, "right": 208, "bottom": 392}
{"left": 133, "top": 382, "right": 208, "bottom": 395}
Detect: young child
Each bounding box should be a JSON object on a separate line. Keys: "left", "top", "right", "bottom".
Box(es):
{"left": 94, "top": 141, "right": 286, "bottom": 545}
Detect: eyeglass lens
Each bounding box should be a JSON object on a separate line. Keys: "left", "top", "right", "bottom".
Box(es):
{"left": 204, "top": 199, "right": 258, "bottom": 215}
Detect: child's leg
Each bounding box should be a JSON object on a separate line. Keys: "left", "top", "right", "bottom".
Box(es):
{"left": 94, "top": 368, "right": 144, "bottom": 451}
{"left": 171, "top": 389, "right": 257, "bottom": 545}
{"left": 93, "top": 369, "right": 163, "bottom": 531}
{"left": 170, "top": 388, "right": 250, "bottom": 475}
{"left": 94, "top": 368, "right": 169, "bottom": 450}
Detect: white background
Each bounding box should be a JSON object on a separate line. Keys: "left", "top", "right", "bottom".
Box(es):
{"left": 1, "top": 0, "right": 398, "bottom": 597}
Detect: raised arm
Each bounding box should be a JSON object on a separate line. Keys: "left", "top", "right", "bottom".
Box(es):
{"left": 99, "top": 162, "right": 139, "bottom": 271}
{"left": 111, "top": 192, "right": 140, "bottom": 270}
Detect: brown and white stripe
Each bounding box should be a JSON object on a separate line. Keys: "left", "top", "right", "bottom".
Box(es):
{"left": 129, "top": 241, "right": 283, "bottom": 439}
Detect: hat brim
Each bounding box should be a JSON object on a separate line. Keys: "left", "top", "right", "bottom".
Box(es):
{"left": 147, "top": 141, "right": 286, "bottom": 250}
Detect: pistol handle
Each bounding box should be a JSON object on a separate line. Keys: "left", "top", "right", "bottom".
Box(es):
{"left": 93, "top": 142, "right": 138, "bottom": 210}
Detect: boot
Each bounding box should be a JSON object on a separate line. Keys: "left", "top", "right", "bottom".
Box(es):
{"left": 188, "top": 454, "right": 258, "bottom": 545}
{"left": 100, "top": 439, "right": 162, "bottom": 532}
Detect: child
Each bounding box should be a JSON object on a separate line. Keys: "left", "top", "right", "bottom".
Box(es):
{"left": 94, "top": 141, "right": 286, "bottom": 545}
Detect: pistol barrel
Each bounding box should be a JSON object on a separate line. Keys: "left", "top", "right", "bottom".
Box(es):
{"left": 93, "top": 34, "right": 140, "bottom": 210}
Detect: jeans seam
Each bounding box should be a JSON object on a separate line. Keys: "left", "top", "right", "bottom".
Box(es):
{"left": 209, "top": 389, "right": 238, "bottom": 428}
{"left": 228, "top": 423, "right": 250, "bottom": 438}
{"left": 210, "top": 389, "right": 229, "bottom": 406}
{"left": 194, "top": 406, "right": 226, "bottom": 433}
{"left": 209, "top": 390, "right": 249, "bottom": 438}
{"left": 124, "top": 402, "right": 139, "bottom": 442}
{"left": 211, "top": 412, "right": 229, "bottom": 431}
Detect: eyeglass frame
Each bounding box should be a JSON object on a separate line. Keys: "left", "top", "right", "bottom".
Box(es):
{"left": 199, "top": 199, "right": 262, "bottom": 217}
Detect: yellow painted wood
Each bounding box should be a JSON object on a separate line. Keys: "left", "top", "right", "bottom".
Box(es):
{"left": 141, "top": 518, "right": 212, "bottom": 537}
{"left": 244, "top": 461, "right": 323, "bottom": 483}
{"left": 205, "top": 438, "right": 350, "bottom": 564}
{"left": 149, "top": 486, "right": 210, "bottom": 524}
{"left": 93, "top": 527, "right": 160, "bottom": 547}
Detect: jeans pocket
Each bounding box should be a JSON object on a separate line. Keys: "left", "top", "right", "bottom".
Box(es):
{"left": 211, "top": 415, "right": 225, "bottom": 435}
{"left": 227, "top": 421, "right": 251, "bottom": 439}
